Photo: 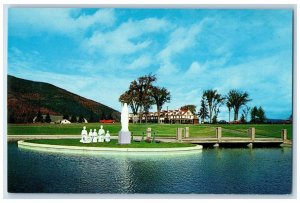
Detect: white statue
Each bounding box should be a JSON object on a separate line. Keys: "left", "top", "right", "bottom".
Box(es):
{"left": 121, "top": 103, "right": 129, "bottom": 132}
{"left": 80, "top": 126, "right": 88, "bottom": 143}
{"left": 87, "top": 129, "right": 93, "bottom": 143}
{"left": 98, "top": 125, "right": 105, "bottom": 142}
{"left": 105, "top": 130, "right": 110, "bottom": 142}
{"left": 93, "top": 129, "right": 98, "bottom": 142}
{"left": 118, "top": 103, "right": 131, "bottom": 144}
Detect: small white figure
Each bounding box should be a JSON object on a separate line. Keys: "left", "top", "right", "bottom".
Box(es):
{"left": 80, "top": 126, "right": 88, "bottom": 143}
{"left": 93, "top": 129, "right": 98, "bottom": 143}
{"left": 87, "top": 129, "right": 93, "bottom": 143}
{"left": 105, "top": 130, "right": 111, "bottom": 142}
{"left": 98, "top": 125, "right": 105, "bottom": 142}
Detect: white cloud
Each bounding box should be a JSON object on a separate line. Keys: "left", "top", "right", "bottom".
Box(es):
{"left": 185, "top": 61, "right": 206, "bottom": 76}
{"left": 83, "top": 18, "right": 169, "bottom": 55}
{"left": 156, "top": 18, "right": 211, "bottom": 75}
{"left": 9, "top": 8, "right": 116, "bottom": 37}
{"left": 128, "top": 55, "right": 151, "bottom": 70}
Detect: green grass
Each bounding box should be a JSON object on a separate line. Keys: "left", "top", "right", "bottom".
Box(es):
{"left": 25, "top": 139, "right": 196, "bottom": 148}
{"left": 8, "top": 123, "right": 292, "bottom": 140}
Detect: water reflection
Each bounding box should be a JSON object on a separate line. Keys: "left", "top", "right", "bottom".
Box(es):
{"left": 8, "top": 142, "right": 292, "bottom": 194}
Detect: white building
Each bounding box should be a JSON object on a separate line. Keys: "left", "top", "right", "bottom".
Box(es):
{"left": 129, "top": 109, "right": 199, "bottom": 124}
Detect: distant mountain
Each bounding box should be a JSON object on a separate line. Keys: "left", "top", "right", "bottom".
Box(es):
{"left": 7, "top": 75, "right": 120, "bottom": 123}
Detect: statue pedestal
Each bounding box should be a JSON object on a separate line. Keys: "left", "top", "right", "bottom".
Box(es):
{"left": 118, "top": 131, "right": 131, "bottom": 144}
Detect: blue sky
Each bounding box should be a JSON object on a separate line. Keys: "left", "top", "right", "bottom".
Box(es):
{"left": 7, "top": 8, "right": 293, "bottom": 120}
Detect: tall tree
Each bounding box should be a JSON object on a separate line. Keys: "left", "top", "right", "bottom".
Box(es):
{"left": 150, "top": 87, "right": 171, "bottom": 124}
{"left": 226, "top": 100, "right": 232, "bottom": 123}
{"left": 143, "top": 98, "right": 154, "bottom": 123}
{"left": 226, "top": 89, "right": 251, "bottom": 121}
{"left": 119, "top": 74, "right": 157, "bottom": 123}
{"left": 199, "top": 96, "right": 208, "bottom": 123}
{"left": 242, "top": 106, "right": 251, "bottom": 123}
{"left": 203, "top": 89, "right": 224, "bottom": 123}
{"left": 240, "top": 114, "right": 246, "bottom": 123}
{"left": 257, "top": 106, "right": 266, "bottom": 124}
{"left": 180, "top": 105, "right": 196, "bottom": 114}
{"left": 250, "top": 106, "right": 258, "bottom": 123}
{"left": 119, "top": 90, "right": 139, "bottom": 115}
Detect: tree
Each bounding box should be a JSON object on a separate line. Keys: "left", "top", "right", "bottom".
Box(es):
{"left": 250, "top": 106, "right": 258, "bottom": 123}
{"left": 143, "top": 100, "right": 154, "bottom": 123}
{"left": 35, "top": 110, "right": 43, "bottom": 123}
{"left": 180, "top": 105, "right": 196, "bottom": 115}
{"left": 203, "top": 89, "right": 224, "bottom": 123}
{"left": 63, "top": 114, "right": 70, "bottom": 120}
{"left": 212, "top": 115, "right": 217, "bottom": 124}
{"left": 242, "top": 106, "right": 251, "bottom": 123}
{"left": 119, "top": 74, "right": 157, "bottom": 123}
{"left": 78, "top": 114, "right": 85, "bottom": 123}
{"left": 150, "top": 86, "right": 171, "bottom": 124}
{"left": 257, "top": 106, "right": 266, "bottom": 124}
{"left": 88, "top": 111, "right": 94, "bottom": 123}
{"left": 45, "top": 113, "right": 52, "bottom": 123}
{"left": 226, "top": 100, "right": 232, "bottom": 123}
{"left": 199, "top": 96, "right": 208, "bottom": 123}
{"left": 8, "top": 110, "right": 15, "bottom": 123}
{"left": 240, "top": 114, "right": 246, "bottom": 123}
{"left": 70, "top": 115, "right": 77, "bottom": 123}
{"left": 226, "top": 89, "right": 251, "bottom": 121}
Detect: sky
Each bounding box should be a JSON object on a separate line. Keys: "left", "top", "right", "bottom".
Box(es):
{"left": 7, "top": 8, "right": 293, "bottom": 121}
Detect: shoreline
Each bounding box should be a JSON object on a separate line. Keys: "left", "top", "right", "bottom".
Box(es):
{"left": 17, "top": 140, "right": 203, "bottom": 155}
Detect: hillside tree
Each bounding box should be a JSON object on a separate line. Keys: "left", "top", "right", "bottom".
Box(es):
{"left": 70, "top": 115, "right": 77, "bottom": 123}
{"left": 45, "top": 113, "right": 52, "bottom": 123}
{"left": 35, "top": 110, "right": 44, "bottom": 123}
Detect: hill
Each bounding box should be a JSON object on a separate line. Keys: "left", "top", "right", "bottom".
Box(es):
{"left": 7, "top": 75, "right": 120, "bottom": 123}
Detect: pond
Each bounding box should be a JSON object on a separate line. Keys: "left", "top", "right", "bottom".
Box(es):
{"left": 7, "top": 142, "right": 292, "bottom": 194}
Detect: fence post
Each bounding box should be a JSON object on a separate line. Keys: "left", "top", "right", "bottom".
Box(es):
{"left": 216, "top": 127, "right": 222, "bottom": 140}
{"left": 248, "top": 128, "right": 255, "bottom": 140}
{"left": 281, "top": 129, "right": 287, "bottom": 141}
{"left": 176, "top": 128, "right": 183, "bottom": 141}
{"left": 146, "top": 127, "right": 151, "bottom": 138}
{"left": 184, "top": 127, "right": 190, "bottom": 138}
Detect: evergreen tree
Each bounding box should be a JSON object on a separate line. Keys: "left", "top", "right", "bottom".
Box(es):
{"left": 88, "top": 112, "right": 95, "bottom": 123}
{"left": 78, "top": 114, "right": 85, "bottom": 123}
{"left": 257, "top": 106, "right": 266, "bottom": 124}
{"left": 63, "top": 114, "right": 70, "bottom": 120}
{"left": 45, "top": 113, "right": 52, "bottom": 123}
{"left": 8, "top": 111, "right": 15, "bottom": 123}
{"left": 70, "top": 115, "right": 77, "bottom": 123}
{"left": 250, "top": 106, "right": 258, "bottom": 123}
{"left": 199, "top": 96, "right": 209, "bottom": 123}
{"left": 35, "top": 110, "right": 44, "bottom": 123}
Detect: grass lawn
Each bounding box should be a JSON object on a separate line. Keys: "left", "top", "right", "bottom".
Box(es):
{"left": 25, "top": 139, "right": 196, "bottom": 148}
{"left": 8, "top": 123, "right": 292, "bottom": 140}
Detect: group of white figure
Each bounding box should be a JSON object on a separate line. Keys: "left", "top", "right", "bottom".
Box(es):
{"left": 80, "top": 125, "right": 110, "bottom": 143}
